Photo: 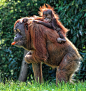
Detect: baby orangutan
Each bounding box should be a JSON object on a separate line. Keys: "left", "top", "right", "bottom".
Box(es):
{"left": 33, "top": 4, "right": 68, "bottom": 43}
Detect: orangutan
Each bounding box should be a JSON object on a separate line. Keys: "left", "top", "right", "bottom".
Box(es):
{"left": 12, "top": 16, "right": 82, "bottom": 84}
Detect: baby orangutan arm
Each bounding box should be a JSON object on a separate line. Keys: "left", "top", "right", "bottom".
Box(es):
{"left": 52, "top": 18, "right": 61, "bottom": 31}
{"left": 34, "top": 16, "right": 43, "bottom": 21}
{"left": 52, "top": 18, "right": 66, "bottom": 43}
{"left": 33, "top": 20, "right": 53, "bottom": 29}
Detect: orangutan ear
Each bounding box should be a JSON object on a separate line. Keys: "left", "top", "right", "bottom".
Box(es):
{"left": 23, "top": 18, "right": 28, "bottom": 23}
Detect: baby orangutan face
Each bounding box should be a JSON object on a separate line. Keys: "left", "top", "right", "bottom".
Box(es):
{"left": 43, "top": 9, "right": 53, "bottom": 23}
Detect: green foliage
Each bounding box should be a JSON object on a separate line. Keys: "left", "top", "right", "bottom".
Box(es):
{"left": 0, "top": 81, "right": 86, "bottom": 91}
{"left": 54, "top": 0, "right": 86, "bottom": 80}
{"left": 0, "top": 0, "right": 86, "bottom": 82}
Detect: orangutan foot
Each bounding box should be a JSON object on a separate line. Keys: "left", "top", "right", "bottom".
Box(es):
{"left": 57, "top": 38, "right": 66, "bottom": 43}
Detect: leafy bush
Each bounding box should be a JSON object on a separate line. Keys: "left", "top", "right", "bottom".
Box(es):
{"left": 54, "top": 0, "right": 86, "bottom": 80}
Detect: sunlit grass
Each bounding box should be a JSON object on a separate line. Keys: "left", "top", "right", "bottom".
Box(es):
{"left": 0, "top": 81, "right": 86, "bottom": 91}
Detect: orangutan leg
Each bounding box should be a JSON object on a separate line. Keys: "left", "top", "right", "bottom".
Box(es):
{"left": 32, "top": 63, "right": 43, "bottom": 83}
{"left": 56, "top": 67, "right": 69, "bottom": 84}
{"left": 25, "top": 51, "right": 43, "bottom": 83}
{"left": 56, "top": 53, "right": 79, "bottom": 84}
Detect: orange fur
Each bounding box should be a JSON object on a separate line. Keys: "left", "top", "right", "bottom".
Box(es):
{"left": 14, "top": 17, "right": 82, "bottom": 83}
{"left": 14, "top": 17, "right": 48, "bottom": 61}
{"left": 14, "top": 17, "right": 68, "bottom": 62}
{"left": 38, "top": 4, "right": 69, "bottom": 33}
{"left": 30, "top": 22, "right": 48, "bottom": 61}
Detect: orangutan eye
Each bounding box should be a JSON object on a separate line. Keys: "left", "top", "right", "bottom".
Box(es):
{"left": 17, "top": 29, "right": 20, "bottom": 32}
{"left": 14, "top": 29, "right": 16, "bottom": 33}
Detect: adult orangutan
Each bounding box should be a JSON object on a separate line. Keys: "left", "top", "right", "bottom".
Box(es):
{"left": 12, "top": 16, "right": 82, "bottom": 84}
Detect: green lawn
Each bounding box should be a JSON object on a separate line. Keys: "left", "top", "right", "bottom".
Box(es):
{"left": 0, "top": 81, "right": 86, "bottom": 91}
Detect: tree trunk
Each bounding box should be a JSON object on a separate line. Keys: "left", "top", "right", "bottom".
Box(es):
{"left": 18, "top": 50, "right": 29, "bottom": 82}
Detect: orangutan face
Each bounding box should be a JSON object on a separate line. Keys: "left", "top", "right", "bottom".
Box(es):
{"left": 43, "top": 9, "right": 53, "bottom": 23}
{"left": 13, "top": 22, "right": 27, "bottom": 48}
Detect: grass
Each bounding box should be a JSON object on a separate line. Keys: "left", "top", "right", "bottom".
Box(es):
{"left": 0, "top": 81, "right": 86, "bottom": 91}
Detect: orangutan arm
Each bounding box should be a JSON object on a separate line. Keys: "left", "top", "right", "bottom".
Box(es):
{"left": 52, "top": 18, "right": 61, "bottom": 31}
{"left": 33, "top": 20, "right": 53, "bottom": 29}
{"left": 34, "top": 17, "right": 43, "bottom": 20}
{"left": 52, "top": 18, "right": 66, "bottom": 43}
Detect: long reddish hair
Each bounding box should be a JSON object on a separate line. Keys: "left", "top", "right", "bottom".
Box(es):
{"left": 38, "top": 4, "right": 69, "bottom": 33}
{"left": 13, "top": 12, "right": 68, "bottom": 62}
{"left": 14, "top": 17, "right": 48, "bottom": 62}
